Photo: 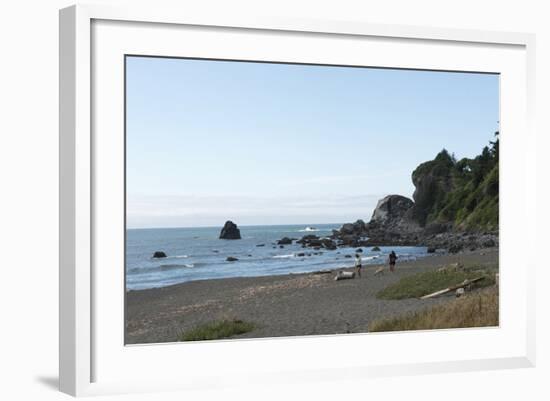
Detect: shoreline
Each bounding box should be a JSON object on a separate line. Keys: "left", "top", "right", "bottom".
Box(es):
{"left": 126, "top": 248, "right": 498, "bottom": 344}
{"left": 127, "top": 247, "right": 438, "bottom": 293}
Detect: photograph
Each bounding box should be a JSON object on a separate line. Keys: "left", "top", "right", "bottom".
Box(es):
{"left": 124, "top": 56, "right": 500, "bottom": 345}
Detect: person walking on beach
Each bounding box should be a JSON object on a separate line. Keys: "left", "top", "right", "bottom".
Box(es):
{"left": 355, "top": 253, "right": 362, "bottom": 278}
{"left": 389, "top": 250, "right": 397, "bottom": 273}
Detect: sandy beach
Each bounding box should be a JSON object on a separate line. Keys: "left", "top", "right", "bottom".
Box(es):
{"left": 125, "top": 248, "right": 498, "bottom": 344}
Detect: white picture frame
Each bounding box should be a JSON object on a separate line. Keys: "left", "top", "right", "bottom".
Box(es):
{"left": 59, "top": 4, "right": 536, "bottom": 397}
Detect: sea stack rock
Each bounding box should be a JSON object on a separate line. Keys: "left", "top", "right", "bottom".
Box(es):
{"left": 152, "top": 251, "right": 167, "bottom": 258}
{"left": 331, "top": 195, "right": 421, "bottom": 247}
{"left": 370, "top": 195, "right": 414, "bottom": 225}
{"left": 367, "top": 194, "right": 422, "bottom": 235}
{"left": 219, "top": 220, "right": 241, "bottom": 240}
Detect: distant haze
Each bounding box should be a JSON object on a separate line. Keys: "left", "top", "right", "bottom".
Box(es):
{"left": 126, "top": 57, "right": 499, "bottom": 229}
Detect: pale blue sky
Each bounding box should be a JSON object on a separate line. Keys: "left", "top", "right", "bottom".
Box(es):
{"left": 126, "top": 56, "right": 499, "bottom": 228}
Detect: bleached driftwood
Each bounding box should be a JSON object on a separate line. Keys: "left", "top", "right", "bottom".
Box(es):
{"left": 421, "top": 288, "right": 451, "bottom": 299}
{"left": 420, "top": 277, "right": 484, "bottom": 299}
{"left": 334, "top": 271, "right": 355, "bottom": 281}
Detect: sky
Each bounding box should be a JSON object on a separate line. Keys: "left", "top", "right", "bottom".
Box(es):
{"left": 126, "top": 56, "right": 499, "bottom": 229}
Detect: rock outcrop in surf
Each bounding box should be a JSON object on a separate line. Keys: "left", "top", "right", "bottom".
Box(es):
{"left": 219, "top": 220, "right": 242, "bottom": 240}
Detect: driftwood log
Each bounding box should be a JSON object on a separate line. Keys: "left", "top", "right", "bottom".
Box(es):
{"left": 420, "top": 276, "right": 485, "bottom": 299}
{"left": 334, "top": 271, "right": 355, "bottom": 281}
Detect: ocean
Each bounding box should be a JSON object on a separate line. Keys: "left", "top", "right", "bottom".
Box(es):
{"left": 126, "top": 224, "right": 430, "bottom": 290}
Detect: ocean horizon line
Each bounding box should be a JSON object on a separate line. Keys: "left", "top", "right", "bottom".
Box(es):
{"left": 126, "top": 222, "right": 345, "bottom": 231}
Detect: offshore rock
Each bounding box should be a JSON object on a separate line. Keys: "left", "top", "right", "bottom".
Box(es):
{"left": 219, "top": 220, "right": 241, "bottom": 240}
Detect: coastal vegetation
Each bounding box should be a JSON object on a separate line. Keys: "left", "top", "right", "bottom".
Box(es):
{"left": 411, "top": 132, "right": 499, "bottom": 231}
{"left": 376, "top": 264, "right": 496, "bottom": 300}
{"left": 369, "top": 286, "right": 498, "bottom": 332}
{"left": 179, "top": 319, "right": 255, "bottom": 341}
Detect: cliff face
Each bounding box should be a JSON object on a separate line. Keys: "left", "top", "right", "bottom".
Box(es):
{"left": 409, "top": 151, "right": 455, "bottom": 227}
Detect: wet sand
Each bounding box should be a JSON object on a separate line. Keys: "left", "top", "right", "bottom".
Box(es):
{"left": 125, "top": 248, "right": 498, "bottom": 344}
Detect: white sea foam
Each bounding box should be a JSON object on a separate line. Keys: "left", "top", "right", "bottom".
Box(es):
{"left": 272, "top": 254, "right": 295, "bottom": 259}
{"left": 155, "top": 254, "right": 189, "bottom": 260}
{"left": 158, "top": 263, "right": 195, "bottom": 271}
{"left": 299, "top": 227, "right": 320, "bottom": 232}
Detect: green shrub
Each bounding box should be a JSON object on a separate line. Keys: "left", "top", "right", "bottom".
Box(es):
{"left": 179, "top": 319, "right": 255, "bottom": 341}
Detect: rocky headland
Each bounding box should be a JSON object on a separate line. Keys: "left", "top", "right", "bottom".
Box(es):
{"left": 294, "top": 136, "right": 500, "bottom": 253}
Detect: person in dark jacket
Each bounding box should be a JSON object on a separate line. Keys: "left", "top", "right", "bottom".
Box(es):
{"left": 389, "top": 251, "right": 398, "bottom": 272}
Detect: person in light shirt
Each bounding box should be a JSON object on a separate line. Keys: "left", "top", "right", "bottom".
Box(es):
{"left": 354, "top": 253, "right": 362, "bottom": 278}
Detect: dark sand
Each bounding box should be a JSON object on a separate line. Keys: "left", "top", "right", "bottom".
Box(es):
{"left": 125, "top": 248, "right": 498, "bottom": 344}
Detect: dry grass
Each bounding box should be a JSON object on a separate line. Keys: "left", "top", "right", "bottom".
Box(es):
{"left": 376, "top": 267, "right": 495, "bottom": 300}
{"left": 369, "top": 286, "right": 499, "bottom": 332}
